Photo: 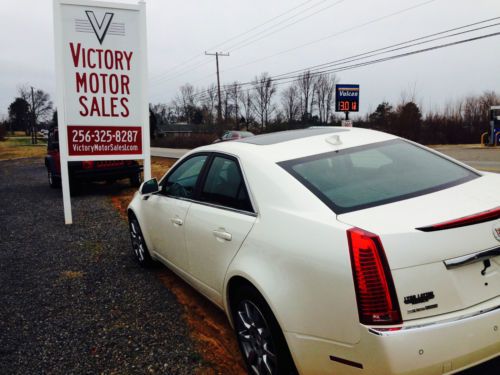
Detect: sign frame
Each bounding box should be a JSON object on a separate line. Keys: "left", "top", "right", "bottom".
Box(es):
{"left": 53, "top": 0, "right": 150, "bottom": 224}
{"left": 335, "top": 84, "right": 360, "bottom": 116}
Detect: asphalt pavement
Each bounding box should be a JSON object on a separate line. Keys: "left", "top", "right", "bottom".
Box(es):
{"left": 151, "top": 145, "right": 500, "bottom": 172}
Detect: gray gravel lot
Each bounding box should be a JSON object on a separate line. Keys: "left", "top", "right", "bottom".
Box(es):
{"left": 0, "top": 158, "right": 203, "bottom": 374}
{"left": 0, "top": 157, "right": 498, "bottom": 375}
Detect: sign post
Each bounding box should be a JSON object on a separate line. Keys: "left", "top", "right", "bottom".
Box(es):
{"left": 335, "top": 84, "right": 359, "bottom": 124}
{"left": 53, "top": 0, "right": 150, "bottom": 224}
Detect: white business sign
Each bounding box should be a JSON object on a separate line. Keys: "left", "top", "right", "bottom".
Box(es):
{"left": 53, "top": 0, "right": 150, "bottom": 224}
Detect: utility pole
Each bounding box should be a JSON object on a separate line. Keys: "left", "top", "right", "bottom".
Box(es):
{"left": 205, "top": 51, "right": 229, "bottom": 129}
{"left": 30, "top": 86, "right": 37, "bottom": 145}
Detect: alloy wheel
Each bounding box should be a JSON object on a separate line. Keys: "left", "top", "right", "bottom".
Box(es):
{"left": 235, "top": 299, "right": 278, "bottom": 375}
{"left": 129, "top": 219, "right": 145, "bottom": 262}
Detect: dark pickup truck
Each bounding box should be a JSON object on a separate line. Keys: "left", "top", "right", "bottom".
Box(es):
{"left": 45, "top": 128, "right": 143, "bottom": 189}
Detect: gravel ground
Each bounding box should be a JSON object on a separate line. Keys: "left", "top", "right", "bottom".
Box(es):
{"left": 0, "top": 158, "right": 203, "bottom": 374}
{"left": 0, "top": 157, "right": 498, "bottom": 375}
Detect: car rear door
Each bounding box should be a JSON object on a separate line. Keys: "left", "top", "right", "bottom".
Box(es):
{"left": 184, "top": 154, "right": 256, "bottom": 305}
{"left": 143, "top": 154, "right": 209, "bottom": 272}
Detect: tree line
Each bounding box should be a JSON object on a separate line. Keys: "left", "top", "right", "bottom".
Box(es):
{"left": 356, "top": 91, "right": 498, "bottom": 144}
{"left": 150, "top": 71, "right": 340, "bottom": 133}
{"left": 1, "top": 75, "right": 497, "bottom": 145}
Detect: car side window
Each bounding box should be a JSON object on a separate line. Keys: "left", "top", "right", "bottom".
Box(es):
{"left": 199, "top": 156, "right": 253, "bottom": 212}
{"left": 162, "top": 155, "right": 207, "bottom": 198}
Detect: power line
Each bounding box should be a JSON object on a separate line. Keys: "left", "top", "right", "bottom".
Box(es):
{"left": 148, "top": 0, "right": 325, "bottom": 82}
{"left": 149, "top": 0, "right": 339, "bottom": 88}
{"left": 191, "top": 16, "right": 497, "bottom": 99}
{"left": 270, "top": 18, "right": 500, "bottom": 79}
{"left": 205, "top": 52, "right": 230, "bottom": 124}
{"left": 224, "top": 0, "right": 346, "bottom": 52}
{"left": 149, "top": 1, "right": 341, "bottom": 89}
{"left": 207, "top": 0, "right": 319, "bottom": 51}
{"left": 215, "top": 0, "right": 439, "bottom": 77}
{"left": 151, "top": 0, "right": 438, "bottom": 92}
{"left": 193, "top": 29, "right": 500, "bottom": 102}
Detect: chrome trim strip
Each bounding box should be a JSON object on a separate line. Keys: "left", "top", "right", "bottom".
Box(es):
{"left": 443, "top": 246, "right": 500, "bottom": 270}
{"left": 368, "top": 304, "right": 500, "bottom": 336}
{"left": 179, "top": 197, "right": 258, "bottom": 217}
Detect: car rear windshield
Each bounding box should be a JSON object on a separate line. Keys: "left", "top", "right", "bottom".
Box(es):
{"left": 279, "top": 139, "right": 479, "bottom": 214}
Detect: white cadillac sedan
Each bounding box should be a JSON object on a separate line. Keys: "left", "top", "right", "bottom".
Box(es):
{"left": 127, "top": 127, "right": 500, "bottom": 375}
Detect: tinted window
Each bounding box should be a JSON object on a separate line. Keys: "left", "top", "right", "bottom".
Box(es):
{"left": 280, "top": 139, "right": 478, "bottom": 213}
{"left": 163, "top": 155, "right": 207, "bottom": 198}
{"left": 199, "top": 156, "right": 253, "bottom": 212}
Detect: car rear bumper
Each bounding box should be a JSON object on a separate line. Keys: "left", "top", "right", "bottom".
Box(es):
{"left": 286, "top": 303, "right": 500, "bottom": 375}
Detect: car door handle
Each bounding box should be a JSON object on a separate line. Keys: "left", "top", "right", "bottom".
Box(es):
{"left": 212, "top": 229, "right": 232, "bottom": 241}
{"left": 170, "top": 217, "right": 183, "bottom": 226}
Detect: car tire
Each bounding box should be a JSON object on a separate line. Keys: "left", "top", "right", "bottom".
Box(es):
{"left": 231, "top": 285, "right": 297, "bottom": 375}
{"left": 48, "top": 170, "right": 61, "bottom": 188}
{"left": 130, "top": 172, "right": 142, "bottom": 188}
{"left": 69, "top": 178, "right": 81, "bottom": 196}
{"left": 128, "top": 215, "right": 154, "bottom": 267}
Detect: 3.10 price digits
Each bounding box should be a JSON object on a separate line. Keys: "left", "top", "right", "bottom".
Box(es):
{"left": 338, "top": 100, "right": 357, "bottom": 112}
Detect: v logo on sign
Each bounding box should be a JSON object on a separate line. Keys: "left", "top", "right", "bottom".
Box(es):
{"left": 85, "top": 10, "right": 114, "bottom": 45}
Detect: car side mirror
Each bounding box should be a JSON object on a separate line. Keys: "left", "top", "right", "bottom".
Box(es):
{"left": 139, "top": 178, "right": 159, "bottom": 196}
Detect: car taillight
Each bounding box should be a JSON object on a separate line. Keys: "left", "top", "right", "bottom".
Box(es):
{"left": 347, "top": 227, "right": 402, "bottom": 326}
{"left": 82, "top": 161, "right": 94, "bottom": 169}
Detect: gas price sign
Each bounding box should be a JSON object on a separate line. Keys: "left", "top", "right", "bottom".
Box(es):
{"left": 335, "top": 84, "right": 359, "bottom": 112}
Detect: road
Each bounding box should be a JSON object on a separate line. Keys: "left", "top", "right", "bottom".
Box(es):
{"left": 151, "top": 144, "right": 500, "bottom": 172}
{"left": 151, "top": 147, "right": 189, "bottom": 159}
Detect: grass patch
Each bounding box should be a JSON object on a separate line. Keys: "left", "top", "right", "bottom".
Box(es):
{"left": 0, "top": 137, "right": 47, "bottom": 160}
{"left": 110, "top": 157, "right": 177, "bottom": 219}
{"left": 110, "top": 155, "right": 246, "bottom": 374}
{"left": 84, "top": 240, "right": 105, "bottom": 261}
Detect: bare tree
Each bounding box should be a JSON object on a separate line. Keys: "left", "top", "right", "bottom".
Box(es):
{"left": 297, "top": 70, "right": 315, "bottom": 120}
{"left": 314, "top": 73, "right": 337, "bottom": 124}
{"left": 239, "top": 90, "right": 254, "bottom": 127}
{"left": 175, "top": 83, "right": 197, "bottom": 122}
{"left": 280, "top": 84, "right": 300, "bottom": 124}
{"left": 479, "top": 91, "right": 500, "bottom": 123}
{"left": 18, "top": 85, "right": 53, "bottom": 125}
{"left": 150, "top": 103, "right": 168, "bottom": 123}
{"left": 201, "top": 83, "right": 217, "bottom": 125}
{"left": 229, "top": 82, "right": 241, "bottom": 128}
{"left": 252, "top": 73, "right": 276, "bottom": 130}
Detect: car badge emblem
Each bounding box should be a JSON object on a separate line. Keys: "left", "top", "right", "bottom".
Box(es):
{"left": 493, "top": 220, "right": 500, "bottom": 242}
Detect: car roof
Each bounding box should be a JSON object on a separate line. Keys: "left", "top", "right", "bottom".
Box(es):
{"left": 195, "top": 127, "right": 398, "bottom": 163}
{"left": 238, "top": 127, "right": 347, "bottom": 145}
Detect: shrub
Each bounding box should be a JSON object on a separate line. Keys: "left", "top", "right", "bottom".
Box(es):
{"left": 0, "top": 123, "right": 6, "bottom": 141}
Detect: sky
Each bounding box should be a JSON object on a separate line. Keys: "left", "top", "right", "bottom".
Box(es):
{"left": 1, "top": 0, "right": 500, "bottom": 120}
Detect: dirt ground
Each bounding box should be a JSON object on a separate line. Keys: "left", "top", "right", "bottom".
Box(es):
{"left": 110, "top": 157, "right": 247, "bottom": 375}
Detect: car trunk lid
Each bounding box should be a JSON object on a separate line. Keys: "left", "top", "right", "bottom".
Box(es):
{"left": 338, "top": 174, "right": 500, "bottom": 321}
